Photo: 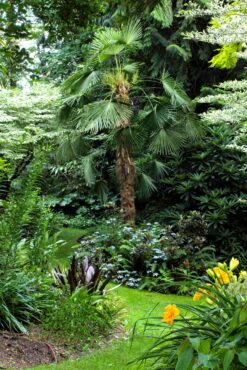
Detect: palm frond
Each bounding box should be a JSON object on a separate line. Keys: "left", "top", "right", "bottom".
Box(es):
{"left": 90, "top": 19, "right": 142, "bottom": 61}
{"left": 80, "top": 101, "right": 133, "bottom": 133}
{"left": 142, "top": 104, "right": 177, "bottom": 130}
{"left": 148, "top": 159, "right": 168, "bottom": 180}
{"left": 123, "top": 62, "right": 141, "bottom": 74}
{"left": 61, "top": 66, "right": 101, "bottom": 95}
{"left": 90, "top": 28, "right": 121, "bottom": 58}
{"left": 81, "top": 154, "right": 97, "bottom": 186}
{"left": 112, "top": 125, "right": 143, "bottom": 153}
{"left": 56, "top": 134, "right": 90, "bottom": 163}
{"left": 149, "top": 128, "right": 185, "bottom": 155}
{"left": 136, "top": 172, "right": 157, "bottom": 199}
{"left": 184, "top": 113, "right": 204, "bottom": 139}
{"left": 119, "top": 19, "right": 142, "bottom": 47}
{"left": 161, "top": 71, "right": 191, "bottom": 108}
{"left": 94, "top": 179, "right": 109, "bottom": 203}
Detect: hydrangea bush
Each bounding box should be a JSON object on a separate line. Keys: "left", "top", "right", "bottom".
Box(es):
{"left": 76, "top": 213, "right": 213, "bottom": 293}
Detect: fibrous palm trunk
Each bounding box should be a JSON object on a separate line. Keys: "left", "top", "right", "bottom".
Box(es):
{"left": 116, "top": 146, "right": 135, "bottom": 223}
{"left": 115, "top": 83, "right": 136, "bottom": 224}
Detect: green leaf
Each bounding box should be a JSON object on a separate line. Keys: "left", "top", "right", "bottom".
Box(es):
{"left": 223, "top": 350, "right": 235, "bottom": 370}
{"left": 175, "top": 339, "right": 194, "bottom": 370}
{"left": 166, "top": 44, "right": 190, "bottom": 61}
{"left": 137, "top": 173, "right": 157, "bottom": 199}
{"left": 199, "top": 338, "right": 211, "bottom": 355}
{"left": 238, "top": 352, "right": 247, "bottom": 366}
{"left": 161, "top": 71, "right": 191, "bottom": 108}
{"left": 151, "top": 0, "right": 173, "bottom": 28}
{"left": 82, "top": 101, "right": 132, "bottom": 133}
{"left": 189, "top": 337, "right": 200, "bottom": 351}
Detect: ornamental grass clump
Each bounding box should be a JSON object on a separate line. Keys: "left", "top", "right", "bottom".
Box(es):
{"left": 134, "top": 257, "right": 247, "bottom": 370}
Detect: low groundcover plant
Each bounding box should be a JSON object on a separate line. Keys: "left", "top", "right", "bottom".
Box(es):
{"left": 134, "top": 257, "right": 247, "bottom": 370}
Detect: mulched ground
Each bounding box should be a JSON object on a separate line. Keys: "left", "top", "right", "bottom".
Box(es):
{"left": 0, "top": 330, "right": 58, "bottom": 369}
{"left": 0, "top": 325, "right": 125, "bottom": 369}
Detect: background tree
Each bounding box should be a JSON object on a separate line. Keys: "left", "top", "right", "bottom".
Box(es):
{"left": 59, "top": 20, "right": 201, "bottom": 223}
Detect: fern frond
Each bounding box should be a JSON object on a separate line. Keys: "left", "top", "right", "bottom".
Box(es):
{"left": 151, "top": 0, "right": 173, "bottom": 28}
{"left": 166, "top": 44, "right": 190, "bottom": 62}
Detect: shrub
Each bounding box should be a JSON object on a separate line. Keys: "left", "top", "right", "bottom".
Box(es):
{"left": 143, "top": 122, "right": 247, "bottom": 259}
{"left": 0, "top": 270, "right": 55, "bottom": 333}
{"left": 42, "top": 287, "right": 122, "bottom": 346}
{"left": 135, "top": 258, "right": 247, "bottom": 369}
{"left": 76, "top": 216, "right": 215, "bottom": 293}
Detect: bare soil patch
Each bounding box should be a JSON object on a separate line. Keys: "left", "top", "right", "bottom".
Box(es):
{"left": 0, "top": 325, "right": 125, "bottom": 369}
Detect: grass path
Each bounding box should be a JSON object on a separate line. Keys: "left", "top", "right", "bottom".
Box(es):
{"left": 31, "top": 287, "right": 192, "bottom": 370}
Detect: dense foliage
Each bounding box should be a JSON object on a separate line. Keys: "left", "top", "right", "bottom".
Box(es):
{"left": 0, "top": 0, "right": 246, "bottom": 366}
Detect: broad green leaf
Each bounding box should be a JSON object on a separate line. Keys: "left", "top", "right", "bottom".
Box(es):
{"left": 175, "top": 339, "right": 194, "bottom": 370}
{"left": 189, "top": 337, "right": 200, "bottom": 351}
{"left": 238, "top": 352, "right": 247, "bottom": 366}
{"left": 223, "top": 350, "right": 235, "bottom": 370}
{"left": 199, "top": 338, "right": 211, "bottom": 355}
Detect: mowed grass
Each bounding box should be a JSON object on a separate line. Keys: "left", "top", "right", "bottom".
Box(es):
{"left": 30, "top": 287, "right": 192, "bottom": 370}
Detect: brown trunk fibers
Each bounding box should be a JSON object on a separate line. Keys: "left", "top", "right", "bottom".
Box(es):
{"left": 115, "top": 82, "right": 136, "bottom": 224}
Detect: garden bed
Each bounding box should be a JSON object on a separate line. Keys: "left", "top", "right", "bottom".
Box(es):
{"left": 0, "top": 330, "right": 57, "bottom": 369}
{"left": 0, "top": 324, "right": 126, "bottom": 369}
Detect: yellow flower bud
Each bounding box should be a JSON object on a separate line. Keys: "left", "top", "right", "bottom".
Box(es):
{"left": 239, "top": 270, "right": 247, "bottom": 280}
{"left": 205, "top": 297, "right": 214, "bottom": 305}
{"left": 206, "top": 269, "right": 215, "bottom": 278}
{"left": 231, "top": 274, "right": 237, "bottom": 282}
{"left": 217, "top": 262, "right": 227, "bottom": 271}
{"left": 229, "top": 257, "right": 239, "bottom": 271}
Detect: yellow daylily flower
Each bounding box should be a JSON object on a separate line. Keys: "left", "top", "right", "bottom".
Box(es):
{"left": 162, "top": 304, "right": 180, "bottom": 326}
{"left": 213, "top": 267, "right": 231, "bottom": 285}
{"left": 193, "top": 291, "right": 204, "bottom": 301}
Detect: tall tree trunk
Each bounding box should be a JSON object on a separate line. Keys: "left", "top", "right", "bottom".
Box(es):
{"left": 116, "top": 146, "right": 135, "bottom": 224}
{"left": 115, "top": 83, "right": 135, "bottom": 224}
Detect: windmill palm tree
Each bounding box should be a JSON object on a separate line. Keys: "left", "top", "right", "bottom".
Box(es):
{"left": 59, "top": 20, "right": 201, "bottom": 224}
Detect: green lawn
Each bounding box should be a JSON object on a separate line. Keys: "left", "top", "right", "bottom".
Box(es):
{"left": 30, "top": 287, "right": 192, "bottom": 370}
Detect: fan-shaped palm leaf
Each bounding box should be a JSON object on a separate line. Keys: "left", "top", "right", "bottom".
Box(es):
{"left": 80, "top": 101, "right": 133, "bottom": 133}
{"left": 81, "top": 154, "right": 97, "bottom": 186}
{"left": 123, "top": 62, "right": 141, "bottom": 74}
{"left": 142, "top": 104, "right": 177, "bottom": 130}
{"left": 90, "top": 19, "right": 141, "bottom": 61}
{"left": 61, "top": 66, "right": 101, "bottom": 95}
{"left": 119, "top": 19, "right": 142, "bottom": 47}
{"left": 183, "top": 112, "right": 204, "bottom": 139}
{"left": 149, "top": 159, "right": 168, "bottom": 180}
{"left": 112, "top": 125, "right": 143, "bottom": 153}
{"left": 149, "top": 128, "right": 185, "bottom": 155}
{"left": 136, "top": 172, "right": 157, "bottom": 199}
{"left": 161, "top": 71, "right": 191, "bottom": 108}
